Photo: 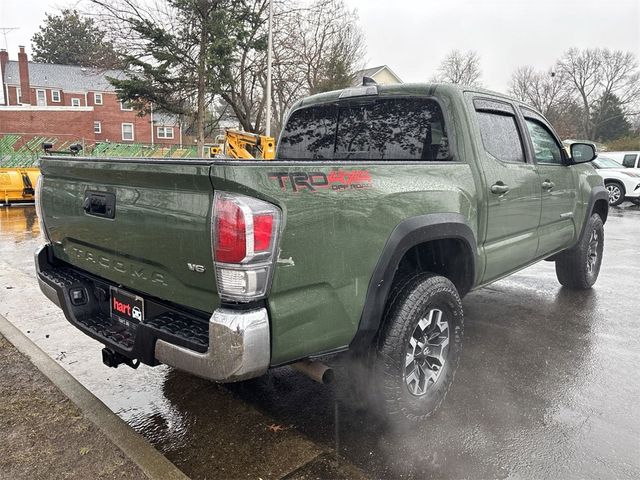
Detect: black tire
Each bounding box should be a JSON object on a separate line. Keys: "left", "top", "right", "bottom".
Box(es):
{"left": 605, "top": 181, "right": 625, "bottom": 206}
{"left": 375, "top": 273, "right": 463, "bottom": 421}
{"left": 555, "top": 213, "right": 604, "bottom": 289}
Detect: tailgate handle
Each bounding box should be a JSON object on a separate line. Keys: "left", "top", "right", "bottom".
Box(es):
{"left": 83, "top": 191, "right": 116, "bottom": 219}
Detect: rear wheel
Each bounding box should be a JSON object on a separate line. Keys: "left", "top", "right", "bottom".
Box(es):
{"left": 605, "top": 181, "right": 625, "bottom": 206}
{"left": 374, "top": 274, "right": 463, "bottom": 421}
{"left": 555, "top": 213, "right": 604, "bottom": 289}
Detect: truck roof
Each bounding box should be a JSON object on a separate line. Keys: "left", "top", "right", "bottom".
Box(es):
{"left": 293, "top": 82, "right": 525, "bottom": 111}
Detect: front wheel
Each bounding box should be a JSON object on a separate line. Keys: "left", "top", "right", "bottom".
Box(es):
{"left": 555, "top": 213, "right": 604, "bottom": 289}
{"left": 605, "top": 181, "right": 625, "bottom": 206}
{"left": 375, "top": 274, "right": 463, "bottom": 421}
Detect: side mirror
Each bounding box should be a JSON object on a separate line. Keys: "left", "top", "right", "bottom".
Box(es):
{"left": 570, "top": 143, "right": 597, "bottom": 164}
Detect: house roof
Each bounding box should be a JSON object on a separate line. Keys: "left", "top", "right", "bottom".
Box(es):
{"left": 351, "top": 65, "right": 403, "bottom": 86}
{"left": 3, "top": 61, "right": 127, "bottom": 92}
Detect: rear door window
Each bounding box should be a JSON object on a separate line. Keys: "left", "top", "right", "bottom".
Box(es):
{"left": 623, "top": 154, "right": 638, "bottom": 168}
{"left": 278, "top": 98, "right": 450, "bottom": 161}
{"left": 476, "top": 111, "right": 525, "bottom": 163}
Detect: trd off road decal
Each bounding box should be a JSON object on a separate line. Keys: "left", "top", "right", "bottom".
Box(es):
{"left": 269, "top": 170, "right": 373, "bottom": 192}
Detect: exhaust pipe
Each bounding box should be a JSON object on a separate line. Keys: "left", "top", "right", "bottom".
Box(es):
{"left": 291, "top": 360, "right": 334, "bottom": 384}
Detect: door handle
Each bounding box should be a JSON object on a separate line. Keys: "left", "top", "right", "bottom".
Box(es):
{"left": 490, "top": 183, "right": 510, "bottom": 195}
{"left": 542, "top": 180, "right": 555, "bottom": 190}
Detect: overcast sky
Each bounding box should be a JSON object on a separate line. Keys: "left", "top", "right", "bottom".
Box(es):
{"left": 1, "top": 0, "right": 639, "bottom": 92}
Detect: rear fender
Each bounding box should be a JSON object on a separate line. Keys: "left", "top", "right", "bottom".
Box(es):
{"left": 350, "top": 213, "right": 476, "bottom": 350}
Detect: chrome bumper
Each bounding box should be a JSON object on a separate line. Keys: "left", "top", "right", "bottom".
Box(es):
{"left": 154, "top": 307, "right": 271, "bottom": 383}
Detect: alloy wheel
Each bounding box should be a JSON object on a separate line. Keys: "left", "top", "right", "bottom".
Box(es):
{"left": 404, "top": 308, "right": 450, "bottom": 396}
{"left": 586, "top": 229, "right": 600, "bottom": 274}
{"left": 606, "top": 184, "right": 621, "bottom": 205}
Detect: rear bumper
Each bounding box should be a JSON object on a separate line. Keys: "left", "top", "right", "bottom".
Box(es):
{"left": 35, "top": 244, "right": 270, "bottom": 382}
{"left": 155, "top": 308, "right": 270, "bottom": 382}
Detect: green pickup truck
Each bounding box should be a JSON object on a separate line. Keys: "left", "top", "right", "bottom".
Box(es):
{"left": 36, "top": 83, "right": 608, "bottom": 420}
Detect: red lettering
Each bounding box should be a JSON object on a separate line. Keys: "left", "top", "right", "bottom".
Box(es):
{"left": 112, "top": 298, "right": 132, "bottom": 316}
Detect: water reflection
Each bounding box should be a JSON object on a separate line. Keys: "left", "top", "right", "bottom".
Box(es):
{"left": 0, "top": 206, "right": 40, "bottom": 238}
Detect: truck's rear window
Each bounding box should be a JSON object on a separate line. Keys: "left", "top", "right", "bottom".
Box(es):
{"left": 278, "top": 98, "right": 450, "bottom": 161}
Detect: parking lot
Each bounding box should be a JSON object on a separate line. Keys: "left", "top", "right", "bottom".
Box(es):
{"left": 1, "top": 204, "right": 639, "bottom": 479}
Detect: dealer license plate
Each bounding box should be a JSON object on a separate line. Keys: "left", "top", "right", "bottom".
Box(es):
{"left": 110, "top": 287, "right": 144, "bottom": 327}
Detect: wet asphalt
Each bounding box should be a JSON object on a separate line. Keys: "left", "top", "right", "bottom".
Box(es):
{"left": 1, "top": 204, "right": 639, "bottom": 479}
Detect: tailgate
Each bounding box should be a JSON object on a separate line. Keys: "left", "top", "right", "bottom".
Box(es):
{"left": 40, "top": 157, "right": 218, "bottom": 313}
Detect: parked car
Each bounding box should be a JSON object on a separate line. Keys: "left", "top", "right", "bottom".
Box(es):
{"left": 592, "top": 156, "right": 640, "bottom": 206}
{"left": 602, "top": 151, "right": 640, "bottom": 169}
{"left": 35, "top": 83, "right": 608, "bottom": 421}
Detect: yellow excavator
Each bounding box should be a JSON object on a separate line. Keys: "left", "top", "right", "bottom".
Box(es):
{"left": 0, "top": 168, "right": 40, "bottom": 206}
{"left": 209, "top": 129, "right": 275, "bottom": 160}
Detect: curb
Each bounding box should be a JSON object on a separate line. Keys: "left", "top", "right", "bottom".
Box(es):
{"left": 0, "top": 313, "right": 189, "bottom": 480}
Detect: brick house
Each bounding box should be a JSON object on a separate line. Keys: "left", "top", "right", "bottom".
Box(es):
{"left": 0, "top": 46, "right": 181, "bottom": 147}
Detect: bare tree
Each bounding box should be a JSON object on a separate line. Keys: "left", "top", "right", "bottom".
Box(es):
{"left": 556, "top": 48, "right": 603, "bottom": 139}
{"left": 508, "top": 66, "right": 566, "bottom": 117}
{"left": 590, "top": 49, "right": 640, "bottom": 139}
{"left": 557, "top": 48, "right": 640, "bottom": 139}
{"left": 292, "top": 0, "right": 364, "bottom": 93}
{"left": 267, "top": 0, "right": 365, "bottom": 134}
{"left": 87, "top": 0, "right": 365, "bottom": 142}
{"left": 431, "top": 50, "right": 482, "bottom": 86}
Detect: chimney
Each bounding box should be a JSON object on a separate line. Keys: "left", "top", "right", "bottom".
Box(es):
{"left": 0, "top": 49, "right": 7, "bottom": 105}
{"left": 18, "top": 46, "right": 31, "bottom": 105}
{"left": 0, "top": 49, "right": 8, "bottom": 76}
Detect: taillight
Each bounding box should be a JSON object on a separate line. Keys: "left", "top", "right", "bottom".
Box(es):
{"left": 214, "top": 195, "right": 247, "bottom": 263}
{"left": 212, "top": 191, "right": 281, "bottom": 302}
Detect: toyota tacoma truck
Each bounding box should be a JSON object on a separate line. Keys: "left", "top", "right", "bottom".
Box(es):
{"left": 35, "top": 83, "right": 608, "bottom": 420}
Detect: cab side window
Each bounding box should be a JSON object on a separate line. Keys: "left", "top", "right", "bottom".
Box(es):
{"left": 524, "top": 118, "right": 563, "bottom": 165}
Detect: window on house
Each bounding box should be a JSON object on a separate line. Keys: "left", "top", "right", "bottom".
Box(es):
{"left": 71, "top": 98, "right": 81, "bottom": 107}
{"left": 94, "top": 121, "right": 102, "bottom": 134}
{"left": 16, "top": 87, "right": 22, "bottom": 104}
{"left": 94, "top": 93, "right": 103, "bottom": 105}
{"left": 51, "top": 90, "right": 61, "bottom": 102}
{"left": 36, "top": 89, "right": 47, "bottom": 106}
{"left": 120, "top": 101, "right": 133, "bottom": 111}
{"left": 122, "top": 123, "right": 134, "bottom": 141}
{"left": 157, "top": 127, "right": 174, "bottom": 139}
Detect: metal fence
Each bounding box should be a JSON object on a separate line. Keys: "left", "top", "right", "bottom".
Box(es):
{"left": 0, "top": 134, "right": 199, "bottom": 167}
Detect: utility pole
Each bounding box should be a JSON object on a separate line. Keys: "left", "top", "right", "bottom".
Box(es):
{"left": 265, "top": 0, "right": 273, "bottom": 136}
